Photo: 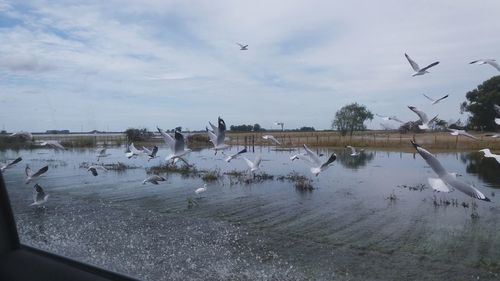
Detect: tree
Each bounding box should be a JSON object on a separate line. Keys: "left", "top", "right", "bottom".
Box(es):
{"left": 460, "top": 76, "right": 500, "bottom": 131}
{"left": 125, "top": 128, "right": 153, "bottom": 142}
{"left": 332, "top": 103, "right": 373, "bottom": 136}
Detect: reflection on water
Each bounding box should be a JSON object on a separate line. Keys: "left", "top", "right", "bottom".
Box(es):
{"left": 1, "top": 147, "right": 500, "bottom": 281}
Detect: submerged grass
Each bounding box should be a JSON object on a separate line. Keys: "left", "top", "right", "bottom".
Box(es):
{"left": 80, "top": 162, "right": 140, "bottom": 171}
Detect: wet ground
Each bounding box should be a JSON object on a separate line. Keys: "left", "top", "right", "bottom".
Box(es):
{"left": 1, "top": 146, "right": 500, "bottom": 280}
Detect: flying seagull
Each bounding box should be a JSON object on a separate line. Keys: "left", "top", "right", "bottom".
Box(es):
{"left": 290, "top": 152, "right": 324, "bottom": 163}
{"left": 125, "top": 143, "right": 146, "bottom": 159}
{"left": 448, "top": 128, "right": 478, "bottom": 140}
{"left": 479, "top": 149, "right": 500, "bottom": 164}
{"left": 470, "top": 59, "right": 500, "bottom": 72}
{"left": 142, "top": 145, "right": 159, "bottom": 161}
{"left": 422, "top": 94, "right": 449, "bottom": 105}
{"left": 10, "top": 131, "right": 33, "bottom": 140}
{"left": 157, "top": 127, "right": 191, "bottom": 164}
{"left": 25, "top": 165, "right": 49, "bottom": 184}
{"left": 405, "top": 53, "right": 439, "bottom": 76}
{"left": 30, "top": 184, "right": 49, "bottom": 206}
{"left": 411, "top": 140, "right": 490, "bottom": 201}
{"left": 206, "top": 117, "right": 229, "bottom": 154}
{"left": 408, "top": 106, "right": 438, "bottom": 130}
{"left": 87, "top": 165, "right": 107, "bottom": 176}
{"left": 302, "top": 144, "right": 337, "bottom": 176}
{"left": 195, "top": 184, "right": 207, "bottom": 195}
{"left": 375, "top": 114, "right": 404, "bottom": 124}
{"left": 224, "top": 148, "right": 247, "bottom": 162}
{"left": 346, "top": 145, "right": 364, "bottom": 156}
{"left": 236, "top": 43, "right": 248, "bottom": 50}
{"left": 0, "top": 157, "right": 22, "bottom": 172}
{"left": 40, "top": 140, "right": 66, "bottom": 151}
{"left": 96, "top": 148, "right": 110, "bottom": 161}
{"left": 243, "top": 155, "right": 262, "bottom": 173}
{"left": 262, "top": 135, "right": 281, "bottom": 145}
{"left": 142, "top": 175, "right": 166, "bottom": 185}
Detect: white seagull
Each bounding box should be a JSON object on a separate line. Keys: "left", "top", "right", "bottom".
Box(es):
{"left": 479, "top": 149, "right": 500, "bottom": 164}
{"left": 96, "top": 148, "right": 110, "bottom": 161}
{"left": 10, "top": 131, "right": 33, "bottom": 140}
{"left": 206, "top": 117, "right": 229, "bottom": 154}
{"left": 346, "top": 145, "right": 364, "bottom": 156}
{"left": 470, "top": 59, "right": 500, "bottom": 72}
{"left": 262, "top": 135, "right": 281, "bottom": 145}
{"left": 243, "top": 155, "right": 262, "bottom": 173}
{"left": 448, "top": 128, "right": 478, "bottom": 140}
{"left": 195, "top": 184, "right": 207, "bottom": 195}
{"left": 375, "top": 114, "right": 404, "bottom": 124}
{"left": 422, "top": 94, "right": 449, "bottom": 105}
{"left": 290, "top": 152, "right": 324, "bottom": 162}
{"left": 25, "top": 165, "right": 49, "bottom": 184}
{"left": 236, "top": 43, "right": 248, "bottom": 50}
{"left": 405, "top": 53, "right": 439, "bottom": 76}
{"left": 411, "top": 140, "right": 490, "bottom": 201}
{"left": 125, "top": 143, "right": 147, "bottom": 159}
{"left": 224, "top": 148, "right": 247, "bottom": 162}
{"left": 40, "top": 140, "right": 66, "bottom": 151}
{"left": 302, "top": 144, "right": 337, "bottom": 176}
{"left": 0, "top": 157, "right": 22, "bottom": 172}
{"left": 142, "top": 175, "right": 166, "bottom": 185}
{"left": 87, "top": 165, "right": 108, "bottom": 176}
{"left": 30, "top": 184, "right": 49, "bottom": 206}
{"left": 157, "top": 127, "right": 191, "bottom": 164}
{"left": 408, "top": 106, "right": 438, "bottom": 130}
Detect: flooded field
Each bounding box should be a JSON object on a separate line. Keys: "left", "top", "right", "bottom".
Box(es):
{"left": 1, "top": 146, "right": 500, "bottom": 280}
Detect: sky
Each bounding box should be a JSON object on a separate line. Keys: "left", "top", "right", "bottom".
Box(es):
{"left": 1, "top": 0, "right": 500, "bottom": 132}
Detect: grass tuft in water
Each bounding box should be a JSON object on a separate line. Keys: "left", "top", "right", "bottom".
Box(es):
{"left": 201, "top": 169, "right": 222, "bottom": 182}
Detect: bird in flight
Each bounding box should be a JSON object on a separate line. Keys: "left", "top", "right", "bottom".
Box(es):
{"left": 236, "top": 43, "right": 248, "bottom": 50}
{"left": 470, "top": 59, "right": 500, "bottom": 72}
{"left": 405, "top": 53, "right": 439, "bottom": 76}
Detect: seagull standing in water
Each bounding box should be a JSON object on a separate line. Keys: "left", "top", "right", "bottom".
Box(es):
{"left": 142, "top": 175, "right": 166, "bottom": 185}
{"left": 345, "top": 146, "right": 364, "bottom": 156}
{"left": 422, "top": 94, "right": 449, "bottom": 105}
{"left": 479, "top": 149, "right": 500, "bottom": 164}
{"left": 470, "top": 59, "right": 500, "bottom": 72}
{"left": 87, "top": 165, "right": 108, "bottom": 176}
{"left": 0, "top": 157, "right": 22, "bottom": 172}
{"left": 157, "top": 127, "right": 191, "bottom": 164}
{"left": 405, "top": 53, "right": 439, "bottom": 76}
{"left": 411, "top": 140, "right": 490, "bottom": 201}
{"left": 195, "top": 184, "right": 207, "bottom": 195}
{"left": 224, "top": 148, "right": 247, "bottom": 162}
{"left": 448, "top": 128, "right": 478, "bottom": 140}
{"left": 30, "top": 184, "right": 49, "bottom": 206}
{"left": 206, "top": 117, "right": 229, "bottom": 154}
{"left": 25, "top": 165, "right": 49, "bottom": 184}
{"left": 236, "top": 43, "right": 248, "bottom": 50}
{"left": 408, "top": 106, "right": 438, "bottom": 130}
{"left": 302, "top": 144, "right": 337, "bottom": 176}
{"left": 262, "top": 135, "right": 281, "bottom": 145}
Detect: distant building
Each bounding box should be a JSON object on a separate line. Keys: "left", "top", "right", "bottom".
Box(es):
{"left": 46, "top": 130, "right": 70, "bottom": 134}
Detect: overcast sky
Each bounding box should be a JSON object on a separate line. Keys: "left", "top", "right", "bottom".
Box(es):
{"left": 1, "top": 0, "right": 500, "bottom": 132}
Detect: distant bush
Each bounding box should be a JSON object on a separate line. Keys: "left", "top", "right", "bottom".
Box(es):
{"left": 125, "top": 128, "right": 153, "bottom": 142}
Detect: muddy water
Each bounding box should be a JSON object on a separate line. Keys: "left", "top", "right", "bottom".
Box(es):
{"left": 1, "top": 147, "right": 500, "bottom": 280}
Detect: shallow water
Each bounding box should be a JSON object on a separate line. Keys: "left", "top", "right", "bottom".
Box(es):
{"left": 1, "top": 146, "right": 500, "bottom": 280}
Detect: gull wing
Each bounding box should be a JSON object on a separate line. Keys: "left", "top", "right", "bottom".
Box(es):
{"left": 461, "top": 131, "right": 478, "bottom": 140}
{"left": 206, "top": 127, "right": 218, "bottom": 145}
{"left": 346, "top": 146, "right": 356, "bottom": 154}
{"left": 444, "top": 176, "right": 490, "bottom": 201}
{"left": 34, "top": 184, "right": 46, "bottom": 202}
{"left": 427, "top": 178, "right": 451, "bottom": 192}
{"left": 32, "top": 165, "right": 49, "bottom": 178}
{"left": 320, "top": 153, "right": 337, "bottom": 169}
{"left": 208, "top": 122, "right": 218, "bottom": 135}
{"left": 142, "top": 146, "right": 152, "bottom": 155}
{"left": 420, "top": 61, "right": 439, "bottom": 72}
{"left": 5, "top": 157, "right": 22, "bottom": 169}
{"left": 174, "top": 131, "right": 186, "bottom": 154}
{"left": 151, "top": 146, "right": 158, "bottom": 157}
{"left": 129, "top": 143, "right": 141, "bottom": 154}
{"left": 408, "top": 106, "right": 429, "bottom": 123}
{"left": 435, "top": 94, "right": 449, "bottom": 103}
{"left": 405, "top": 53, "right": 420, "bottom": 71}
{"left": 389, "top": 116, "right": 404, "bottom": 123}
{"left": 411, "top": 141, "right": 447, "bottom": 178}
{"left": 487, "top": 60, "right": 500, "bottom": 72}
{"left": 422, "top": 94, "right": 435, "bottom": 102}
{"left": 302, "top": 144, "right": 322, "bottom": 166}
{"left": 243, "top": 157, "right": 254, "bottom": 169}
{"left": 157, "top": 127, "right": 175, "bottom": 151}
{"left": 254, "top": 155, "right": 262, "bottom": 168}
